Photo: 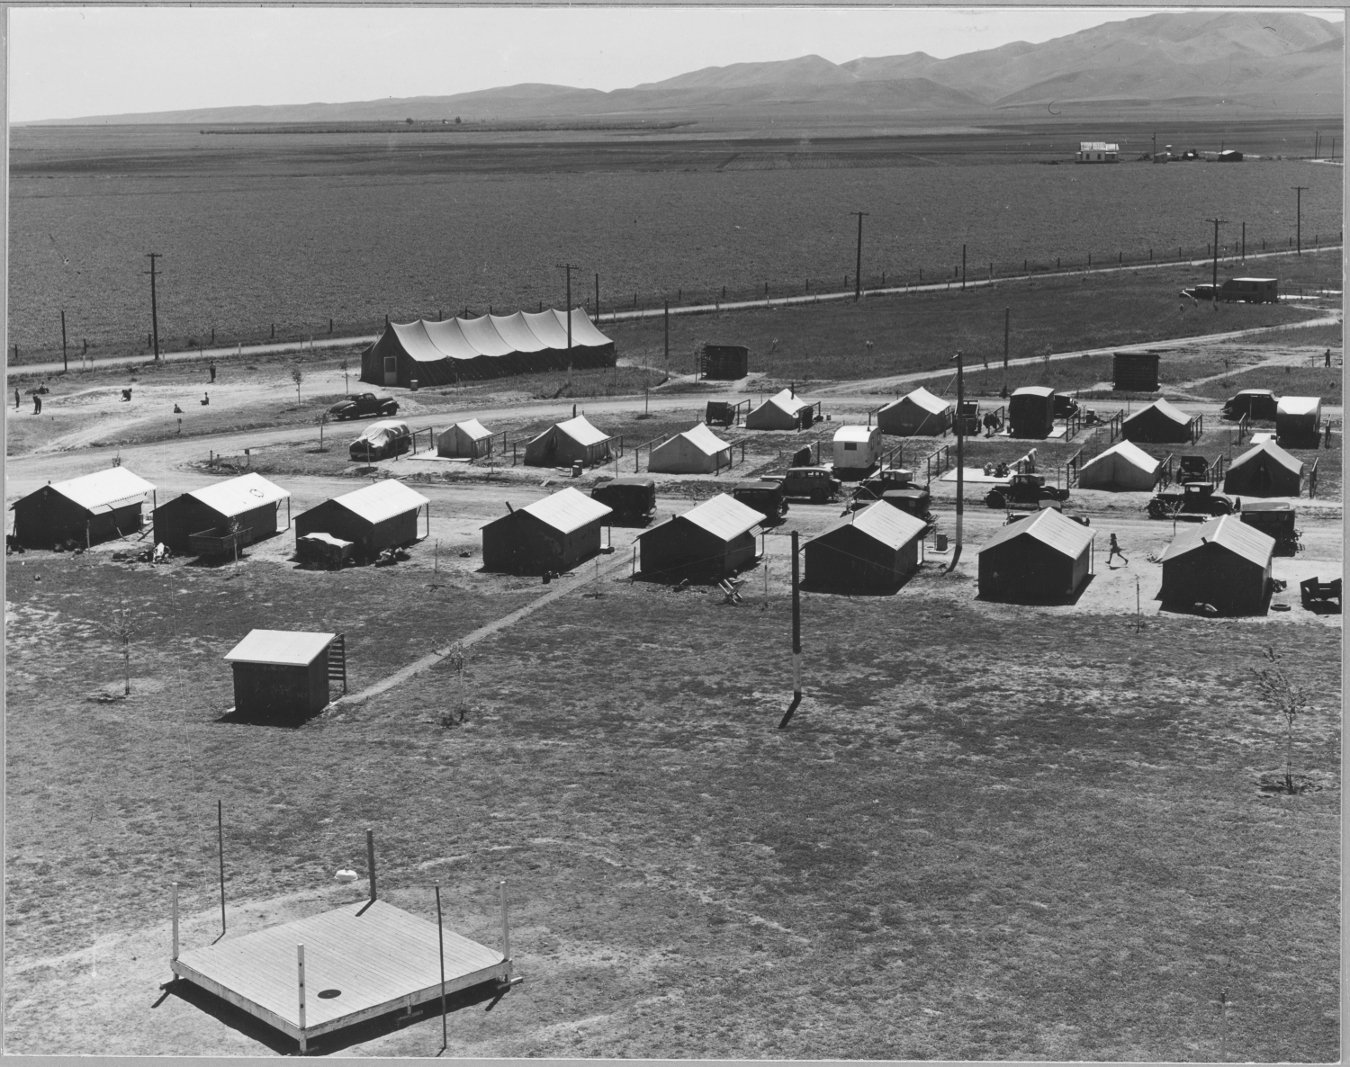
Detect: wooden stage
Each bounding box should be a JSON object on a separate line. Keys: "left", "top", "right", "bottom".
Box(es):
{"left": 172, "top": 898, "right": 512, "bottom": 1052}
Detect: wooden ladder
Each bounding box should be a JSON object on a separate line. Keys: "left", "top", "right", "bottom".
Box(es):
{"left": 328, "top": 633, "right": 348, "bottom": 694}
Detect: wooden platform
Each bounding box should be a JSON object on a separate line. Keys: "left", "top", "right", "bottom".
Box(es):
{"left": 172, "top": 899, "right": 511, "bottom": 1050}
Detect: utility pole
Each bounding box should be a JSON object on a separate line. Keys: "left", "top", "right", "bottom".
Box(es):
{"left": 850, "top": 211, "right": 868, "bottom": 302}
{"left": 145, "top": 252, "right": 162, "bottom": 360}
{"left": 1291, "top": 187, "right": 1308, "bottom": 255}
{"left": 556, "top": 262, "right": 574, "bottom": 375}
{"left": 1241, "top": 221, "right": 1246, "bottom": 262}
{"left": 1002, "top": 307, "right": 1010, "bottom": 392}
{"left": 947, "top": 351, "right": 965, "bottom": 572}
{"left": 1206, "top": 218, "right": 1227, "bottom": 292}
{"left": 961, "top": 243, "right": 967, "bottom": 290}
{"left": 594, "top": 272, "right": 600, "bottom": 321}
{"left": 61, "top": 310, "right": 68, "bottom": 373}
{"left": 778, "top": 530, "right": 802, "bottom": 729}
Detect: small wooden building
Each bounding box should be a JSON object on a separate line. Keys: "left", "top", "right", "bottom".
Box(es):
{"left": 648, "top": 423, "right": 733, "bottom": 474}
{"left": 437, "top": 419, "right": 494, "bottom": 458}
{"left": 1156, "top": 514, "right": 1274, "bottom": 615}
{"left": 1275, "top": 396, "right": 1321, "bottom": 446}
{"left": 876, "top": 387, "right": 952, "bottom": 437}
{"left": 294, "top": 480, "right": 429, "bottom": 561}
{"left": 803, "top": 503, "right": 926, "bottom": 592}
{"left": 745, "top": 388, "right": 816, "bottom": 431}
{"left": 636, "top": 493, "right": 762, "bottom": 580}
{"left": 481, "top": 487, "right": 612, "bottom": 574}
{"left": 523, "top": 415, "right": 613, "bottom": 468}
{"left": 1122, "top": 398, "right": 1195, "bottom": 444}
{"left": 977, "top": 508, "right": 1095, "bottom": 602}
{"left": 831, "top": 425, "right": 882, "bottom": 474}
{"left": 1113, "top": 351, "right": 1161, "bottom": 392}
{"left": 1076, "top": 141, "right": 1120, "bottom": 163}
{"left": 10, "top": 466, "right": 156, "bottom": 549}
{"left": 1077, "top": 440, "right": 1160, "bottom": 491}
{"left": 1223, "top": 441, "right": 1304, "bottom": 497}
{"left": 224, "top": 629, "right": 339, "bottom": 724}
{"left": 153, "top": 473, "right": 291, "bottom": 556}
{"left": 700, "top": 344, "right": 749, "bottom": 380}
{"left": 1008, "top": 386, "right": 1057, "bottom": 438}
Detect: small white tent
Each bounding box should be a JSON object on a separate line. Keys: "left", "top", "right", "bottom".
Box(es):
{"left": 876, "top": 387, "right": 952, "bottom": 436}
{"left": 1077, "top": 440, "right": 1161, "bottom": 491}
{"left": 436, "top": 419, "right": 494, "bottom": 458}
{"left": 648, "top": 423, "right": 733, "bottom": 474}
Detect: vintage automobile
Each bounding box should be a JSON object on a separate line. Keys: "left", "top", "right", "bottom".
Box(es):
{"left": 985, "top": 472, "right": 1070, "bottom": 509}
{"left": 348, "top": 419, "right": 413, "bottom": 461}
{"left": 329, "top": 393, "right": 399, "bottom": 420}
{"left": 732, "top": 482, "right": 789, "bottom": 523}
{"left": 778, "top": 466, "right": 842, "bottom": 503}
{"left": 1147, "top": 481, "right": 1238, "bottom": 520}
{"left": 1220, "top": 389, "right": 1278, "bottom": 422}
{"left": 1239, "top": 501, "right": 1301, "bottom": 554}
{"left": 589, "top": 478, "right": 657, "bottom": 526}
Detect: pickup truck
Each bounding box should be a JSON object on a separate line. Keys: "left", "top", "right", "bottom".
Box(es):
{"left": 329, "top": 393, "right": 399, "bottom": 420}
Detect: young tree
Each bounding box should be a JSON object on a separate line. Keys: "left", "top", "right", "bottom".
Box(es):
{"left": 1251, "top": 645, "right": 1312, "bottom": 794}
{"left": 291, "top": 365, "right": 303, "bottom": 402}
{"left": 100, "top": 607, "right": 135, "bottom": 696}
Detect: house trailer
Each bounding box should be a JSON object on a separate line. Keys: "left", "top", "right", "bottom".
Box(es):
{"left": 1275, "top": 396, "right": 1321, "bottom": 446}
{"left": 700, "top": 344, "right": 749, "bottom": 380}
{"left": 10, "top": 466, "right": 156, "bottom": 549}
{"left": 831, "top": 425, "right": 882, "bottom": 476}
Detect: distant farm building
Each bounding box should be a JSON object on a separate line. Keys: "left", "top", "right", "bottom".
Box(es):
{"left": 224, "top": 629, "right": 343, "bottom": 724}
{"left": 977, "top": 508, "right": 1095, "bottom": 602}
{"left": 647, "top": 423, "right": 733, "bottom": 474}
{"left": 153, "top": 473, "right": 291, "bottom": 557}
{"left": 294, "top": 481, "right": 429, "bottom": 562}
{"left": 745, "top": 388, "right": 817, "bottom": 431}
{"left": 1008, "top": 386, "right": 1057, "bottom": 438}
{"left": 803, "top": 502, "right": 927, "bottom": 592}
{"left": 1122, "top": 398, "right": 1196, "bottom": 445}
{"left": 876, "top": 387, "right": 952, "bottom": 437}
{"left": 1076, "top": 141, "right": 1120, "bottom": 163}
{"left": 636, "top": 493, "right": 762, "bottom": 581}
{"left": 10, "top": 466, "right": 156, "bottom": 549}
{"left": 831, "top": 425, "right": 882, "bottom": 474}
{"left": 1076, "top": 440, "right": 1161, "bottom": 491}
{"left": 481, "top": 487, "right": 611, "bottom": 574}
{"left": 699, "top": 344, "right": 749, "bottom": 380}
{"left": 1156, "top": 514, "right": 1274, "bottom": 615}
{"left": 1222, "top": 441, "right": 1304, "bottom": 497}
{"left": 523, "top": 415, "right": 613, "bottom": 468}
{"left": 362, "top": 309, "right": 615, "bottom": 387}
{"left": 1275, "top": 396, "right": 1321, "bottom": 446}
{"left": 436, "top": 419, "right": 494, "bottom": 459}
{"left": 1113, "top": 351, "right": 1161, "bottom": 392}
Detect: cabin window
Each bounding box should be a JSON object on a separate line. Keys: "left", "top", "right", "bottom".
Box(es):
{"left": 844, "top": 442, "right": 857, "bottom": 451}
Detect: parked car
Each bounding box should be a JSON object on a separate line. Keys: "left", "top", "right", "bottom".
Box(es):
{"left": 329, "top": 393, "right": 399, "bottom": 420}
{"left": 1239, "top": 502, "right": 1300, "bottom": 554}
{"left": 1220, "top": 389, "right": 1278, "bottom": 422}
{"left": 1175, "top": 455, "right": 1211, "bottom": 484}
{"left": 852, "top": 466, "right": 915, "bottom": 503}
{"left": 1052, "top": 393, "right": 1080, "bottom": 419}
{"left": 1147, "top": 481, "right": 1238, "bottom": 520}
{"left": 590, "top": 478, "right": 656, "bottom": 526}
{"left": 349, "top": 419, "right": 412, "bottom": 461}
{"left": 879, "top": 487, "right": 936, "bottom": 531}
{"left": 732, "top": 482, "right": 789, "bottom": 523}
{"left": 779, "top": 466, "right": 842, "bottom": 503}
{"left": 985, "top": 473, "right": 1070, "bottom": 509}
{"left": 1004, "top": 502, "right": 1090, "bottom": 526}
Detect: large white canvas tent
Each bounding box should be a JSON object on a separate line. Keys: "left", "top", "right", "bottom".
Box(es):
{"left": 647, "top": 423, "right": 733, "bottom": 474}
{"left": 1077, "top": 440, "right": 1161, "bottom": 491}
{"left": 745, "top": 389, "right": 816, "bottom": 431}
{"left": 362, "top": 309, "right": 615, "bottom": 387}
{"left": 436, "top": 419, "right": 495, "bottom": 458}
{"left": 876, "top": 387, "right": 952, "bottom": 436}
{"left": 1223, "top": 441, "right": 1304, "bottom": 497}
{"left": 523, "top": 415, "right": 613, "bottom": 468}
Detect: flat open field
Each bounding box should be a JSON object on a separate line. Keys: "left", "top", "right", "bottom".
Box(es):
{"left": 8, "top": 120, "right": 1341, "bottom": 359}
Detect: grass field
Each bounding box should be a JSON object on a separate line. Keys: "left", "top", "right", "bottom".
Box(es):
{"left": 3, "top": 547, "right": 1340, "bottom": 1059}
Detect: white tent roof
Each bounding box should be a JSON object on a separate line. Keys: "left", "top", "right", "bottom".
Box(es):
{"left": 758, "top": 388, "right": 814, "bottom": 417}
{"left": 329, "top": 480, "right": 429, "bottom": 524}
{"left": 549, "top": 414, "right": 612, "bottom": 448}
{"left": 41, "top": 467, "right": 155, "bottom": 512}
{"left": 1080, "top": 439, "right": 1160, "bottom": 474}
{"left": 224, "top": 629, "right": 336, "bottom": 667}
{"left": 671, "top": 423, "right": 732, "bottom": 457}
{"left": 449, "top": 419, "right": 493, "bottom": 441}
{"left": 394, "top": 308, "right": 612, "bottom": 363}
{"left": 189, "top": 473, "right": 290, "bottom": 518}
{"left": 1228, "top": 440, "right": 1304, "bottom": 476}
{"left": 890, "top": 387, "right": 950, "bottom": 415}
{"left": 519, "top": 487, "right": 612, "bottom": 534}
{"left": 1125, "top": 398, "right": 1191, "bottom": 426}
{"left": 1276, "top": 396, "right": 1320, "bottom": 417}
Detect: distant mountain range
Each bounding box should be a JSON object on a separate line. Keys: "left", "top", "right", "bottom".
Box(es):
{"left": 36, "top": 10, "right": 1344, "bottom": 126}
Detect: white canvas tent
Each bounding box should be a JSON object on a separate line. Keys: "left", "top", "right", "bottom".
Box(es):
{"left": 647, "top": 423, "right": 733, "bottom": 474}
{"left": 437, "top": 419, "right": 494, "bottom": 458}
{"left": 1077, "top": 440, "right": 1161, "bottom": 491}
{"left": 745, "top": 388, "right": 815, "bottom": 431}
{"left": 876, "top": 387, "right": 952, "bottom": 436}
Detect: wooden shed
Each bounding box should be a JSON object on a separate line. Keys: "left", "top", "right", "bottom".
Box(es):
{"left": 294, "top": 480, "right": 429, "bottom": 561}
{"left": 647, "top": 423, "right": 733, "bottom": 474}
{"left": 523, "top": 415, "right": 613, "bottom": 468}
{"left": 1156, "top": 515, "right": 1274, "bottom": 615}
{"left": 224, "top": 629, "right": 342, "bottom": 724}
{"left": 481, "top": 487, "right": 612, "bottom": 574}
{"left": 876, "top": 387, "right": 952, "bottom": 437}
{"left": 636, "top": 493, "right": 762, "bottom": 581}
{"left": 977, "top": 508, "right": 1095, "bottom": 602}
{"left": 1113, "top": 351, "right": 1161, "bottom": 392}
{"left": 745, "top": 388, "right": 817, "bottom": 431}
{"left": 153, "top": 473, "right": 291, "bottom": 556}
{"left": 1223, "top": 441, "right": 1304, "bottom": 497}
{"left": 803, "top": 502, "right": 927, "bottom": 592}
{"left": 1275, "top": 396, "right": 1321, "bottom": 446}
{"left": 1077, "top": 440, "right": 1161, "bottom": 491}
{"left": 436, "top": 419, "right": 494, "bottom": 458}
{"left": 1122, "top": 398, "right": 1196, "bottom": 444}
{"left": 1008, "top": 386, "right": 1057, "bottom": 438}
{"left": 700, "top": 344, "right": 749, "bottom": 380}
{"left": 10, "top": 466, "right": 156, "bottom": 549}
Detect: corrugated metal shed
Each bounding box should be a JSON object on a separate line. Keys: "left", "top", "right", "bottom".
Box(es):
{"left": 1156, "top": 514, "right": 1275, "bottom": 569}
{"left": 190, "top": 473, "right": 291, "bottom": 518}
{"left": 43, "top": 467, "right": 156, "bottom": 512}
{"left": 327, "top": 481, "right": 429, "bottom": 525}
{"left": 224, "top": 630, "right": 336, "bottom": 667}
{"left": 519, "top": 487, "right": 613, "bottom": 534}
{"left": 979, "top": 506, "right": 1096, "bottom": 559}
{"left": 653, "top": 493, "right": 763, "bottom": 542}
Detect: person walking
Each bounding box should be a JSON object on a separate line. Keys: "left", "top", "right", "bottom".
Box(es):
{"left": 209, "top": 360, "right": 217, "bottom": 382}
{"left": 32, "top": 393, "right": 42, "bottom": 415}
{"left": 14, "top": 388, "right": 20, "bottom": 410}
{"left": 1324, "top": 348, "right": 1332, "bottom": 368}
{"left": 1107, "top": 532, "right": 1128, "bottom": 567}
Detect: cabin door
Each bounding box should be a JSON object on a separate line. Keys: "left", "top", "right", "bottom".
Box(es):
{"left": 383, "top": 357, "right": 398, "bottom": 386}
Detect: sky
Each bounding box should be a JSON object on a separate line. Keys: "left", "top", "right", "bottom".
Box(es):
{"left": 7, "top": 5, "right": 1345, "bottom": 122}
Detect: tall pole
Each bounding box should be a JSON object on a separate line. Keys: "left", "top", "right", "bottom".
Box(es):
{"left": 947, "top": 351, "right": 965, "bottom": 572}
{"left": 146, "top": 252, "right": 162, "bottom": 360}
{"left": 663, "top": 300, "right": 670, "bottom": 377}
{"left": 366, "top": 829, "right": 377, "bottom": 902}
{"left": 556, "top": 262, "right": 574, "bottom": 374}
{"left": 434, "top": 884, "right": 448, "bottom": 1052}
{"left": 1002, "top": 306, "right": 1010, "bottom": 391}
{"left": 61, "top": 310, "right": 68, "bottom": 373}
{"left": 961, "top": 243, "right": 967, "bottom": 290}
{"left": 217, "top": 799, "right": 227, "bottom": 935}
{"left": 1292, "top": 187, "right": 1307, "bottom": 255}
{"left": 851, "top": 211, "right": 868, "bottom": 302}
{"left": 778, "top": 531, "right": 802, "bottom": 729}
{"left": 1207, "top": 218, "right": 1227, "bottom": 291}
{"left": 594, "top": 272, "right": 600, "bottom": 321}
{"left": 1241, "top": 221, "right": 1246, "bottom": 262}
